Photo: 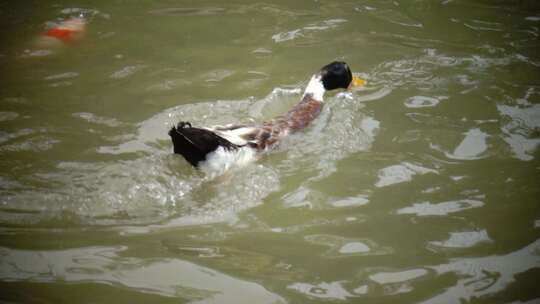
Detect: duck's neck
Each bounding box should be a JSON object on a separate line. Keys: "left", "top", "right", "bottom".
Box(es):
{"left": 302, "top": 75, "right": 326, "bottom": 102}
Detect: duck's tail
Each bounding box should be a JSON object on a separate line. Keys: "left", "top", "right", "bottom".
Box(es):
{"left": 168, "top": 122, "right": 239, "bottom": 167}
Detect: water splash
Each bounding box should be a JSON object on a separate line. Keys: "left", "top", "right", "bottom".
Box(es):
{"left": 0, "top": 86, "right": 376, "bottom": 229}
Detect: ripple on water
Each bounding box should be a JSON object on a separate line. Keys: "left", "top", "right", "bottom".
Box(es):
{"left": 271, "top": 19, "right": 347, "bottom": 43}
{"left": 359, "top": 5, "right": 423, "bottom": 28}
{"left": 404, "top": 96, "right": 441, "bottom": 108}
{"left": 72, "top": 112, "right": 123, "bottom": 127}
{"left": 45, "top": 72, "right": 79, "bottom": 88}
{"left": 281, "top": 94, "right": 378, "bottom": 179}
{"left": 290, "top": 245, "right": 538, "bottom": 302}
{"left": 497, "top": 104, "right": 540, "bottom": 161}
{"left": 369, "top": 268, "right": 429, "bottom": 284}
{"left": 464, "top": 19, "right": 504, "bottom": 32}
{"left": 202, "top": 69, "right": 235, "bottom": 83}
{"left": 429, "top": 230, "right": 491, "bottom": 249}
{"left": 397, "top": 199, "right": 484, "bottom": 216}
{"left": 0, "top": 112, "right": 19, "bottom": 122}
{"left": 0, "top": 246, "right": 285, "bottom": 304}
{"left": 148, "top": 7, "right": 225, "bottom": 16}
{"left": 146, "top": 79, "right": 192, "bottom": 92}
{"left": 99, "top": 97, "right": 256, "bottom": 155}
{"left": 339, "top": 242, "right": 370, "bottom": 254}
{"left": 44, "top": 72, "right": 79, "bottom": 80}
{"left": 0, "top": 127, "right": 59, "bottom": 153}
{"left": 331, "top": 194, "right": 369, "bottom": 208}
{"left": 304, "top": 234, "right": 390, "bottom": 258}
{"left": 0, "top": 84, "right": 378, "bottom": 228}
{"left": 22, "top": 49, "right": 53, "bottom": 57}
{"left": 109, "top": 65, "right": 145, "bottom": 79}
{"left": 375, "top": 162, "right": 437, "bottom": 188}
{"left": 367, "top": 268, "right": 430, "bottom": 296}
{"left": 425, "top": 239, "right": 540, "bottom": 304}
{"left": 445, "top": 128, "right": 489, "bottom": 160}
{"left": 288, "top": 281, "right": 355, "bottom": 301}
{"left": 59, "top": 8, "right": 106, "bottom": 19}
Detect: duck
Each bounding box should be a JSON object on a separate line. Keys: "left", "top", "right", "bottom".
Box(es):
{"left": 169, "top": 61, "right": 365, "bottom": 172}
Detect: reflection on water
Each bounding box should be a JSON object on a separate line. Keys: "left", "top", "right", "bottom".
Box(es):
{"left": 369, "top": 268, "right": 429, "bottom": 285}
{"left": 397, "top": 199, "right": 484, "bottom": 216}
{"left": 375, "top": 162, "right": 437, "bottom": 188}
{"left": 425, "top": 239, "right": 540, "bottom": 304}
{"left": 288, "top": 281, "right": 356, "bottom": 301}
{"left": 289, "top": 240, "right": 540, "bottom": 301}
{"left": 429, "top": 229, "right": 491, "bottom": 249}
{"left": 1, "top": 0, "right": 540, "bottom": 303}
{"left": 446, "top": 128, "right": 489, "bottom": 160}
{"left": 0, "top": 246, "right": 285, "bottom": 304}
{"left": 498, "top": 104, "right": 540, "bottom": 161}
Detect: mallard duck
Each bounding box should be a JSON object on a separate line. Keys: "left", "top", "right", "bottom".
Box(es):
{"left": 169, "top": 61, "right": 364, "bottom": 171}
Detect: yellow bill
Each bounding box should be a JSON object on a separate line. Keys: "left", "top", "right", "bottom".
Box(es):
{"left": 351, "top": 75, "right": 366, "bottom": 87}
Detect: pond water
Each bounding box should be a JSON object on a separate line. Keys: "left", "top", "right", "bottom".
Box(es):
{"left": 1, "top": 1, "right": 540, "bottom": 303}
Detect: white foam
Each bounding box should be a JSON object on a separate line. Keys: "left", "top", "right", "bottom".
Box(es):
{"left": 360, "top": 117, "right": 380, "bottom": 137}
{"left": 199, "top": 146, "right": 257, "bottom": 177}
{"left": 248, "top": 87, "right": 302, "bottom": 119}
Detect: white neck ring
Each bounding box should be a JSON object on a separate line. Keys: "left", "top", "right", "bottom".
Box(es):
{"left": 302, "top": 75, "right": 325, "bottom": 101}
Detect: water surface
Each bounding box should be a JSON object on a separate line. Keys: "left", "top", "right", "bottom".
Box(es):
{"left": 1, "top": 1, "right": 540, "bottom": 303}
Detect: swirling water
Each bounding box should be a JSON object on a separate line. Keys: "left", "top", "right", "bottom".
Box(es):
{"left": 1, "top": 1, "right": 539, "bottom": 303}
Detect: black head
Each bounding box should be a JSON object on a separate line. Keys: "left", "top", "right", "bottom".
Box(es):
{"left": 319, "top": 61, "right": 353, "bottom": 91}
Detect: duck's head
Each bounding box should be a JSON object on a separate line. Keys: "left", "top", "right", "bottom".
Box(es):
{"left": 304, "top": 61, "right": 365, "bottom": 100}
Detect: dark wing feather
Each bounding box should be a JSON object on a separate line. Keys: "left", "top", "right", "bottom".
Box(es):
{"left": 169, "top": 122, "right": 238, "bottom": 167}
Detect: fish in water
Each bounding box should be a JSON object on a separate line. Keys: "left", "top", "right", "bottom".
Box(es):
{"left": 169, "top": 61, "right": 365, "bottom": 173}
{"left": 36, "top": 14, "right": 87, "bottom": 48}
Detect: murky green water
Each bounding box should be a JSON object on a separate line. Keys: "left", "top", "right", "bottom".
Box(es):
{"left": 1, "top": 1, "right": 540, "bottom": 303}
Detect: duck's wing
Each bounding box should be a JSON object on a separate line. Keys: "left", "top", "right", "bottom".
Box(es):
{"left": 169, "top": 122, "right": 240, "bottom": 167}
{"left": 209, "top": 124, "right": 260, "bottom": 147}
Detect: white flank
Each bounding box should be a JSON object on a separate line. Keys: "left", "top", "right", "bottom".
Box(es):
{"left": 209, "top": 126, "right": 257, "bottom": 146}
{"left": 303, "top": 75, "right": 325, "bottom": 101}
{"left": 199, "top": 146, "right": 257, "bottom": 176}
